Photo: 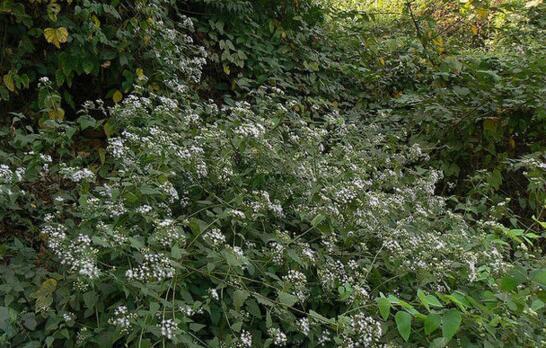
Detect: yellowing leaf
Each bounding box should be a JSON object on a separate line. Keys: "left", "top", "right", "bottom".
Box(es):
{"left": 136, "top": 68, "right": 145, "bottom": 80}
{"left": 112, "top": 90, "right": 123, "bottom": 103}
{"left": 44, "top": 27, "right": 69, "bottom": 48}
{"left": 526, "top": 0, "right": 543, "bottom": 8}
{"left": 508, "top": 137, "right": 516, "bottom": 150}
{"left": 47, "top": 2, "right": 61, "bottom": 22}
{"left": 476, "top": 8, "right": 489, "bottom": 20}
{"left": 91, "top": 15, "right": 101, "bottom": 28}
{"left": 223, "top": 64, "right": 231, "bottom": 75}
{"left": 471, "top": 25, "right": 479, "bottom": 35}
{"left": 48, "top": 107, "right": 65, "bottom": 120}
{"left": 433, "top": 37, "right": 445, "bottom": 54}
{"left": 3, "top": 74, "right": 15, "bottom": 92}
{"left": 379, "top": 57, "right": 385, "bottom": 66}
{"left": 32, "top": 278, "right": 57, "bottom": 311}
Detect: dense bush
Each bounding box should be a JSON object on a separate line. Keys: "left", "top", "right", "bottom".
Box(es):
{"left": 0, "top": 0, "right": 544, "bottom": 347}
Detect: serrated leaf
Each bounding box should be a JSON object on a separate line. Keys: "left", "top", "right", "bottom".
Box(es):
{"left": 78, "top": 115, "right": 97, "bottom": 130}
{"left": 171, "top": 245, "right": 182, "bottom": 259}
{"left": 83, "top": 291, "right": 97, "bottom": 309}
{"left": 278, "top": 291, "right": 298, "bottom": 307}
{"left": 44, "top": 27, "right": 68, "bottom": 48}
{"left": 395, "top": 311, "right": 412, "bottom": 342}
{"left": 232, "top": 289, "right": 250, "bottom": 309}
{"left": 308, "top": 310, "right": 334, "bottom": 324}
{"left": 33, "top": 279, "right": 57, "bottom": 311}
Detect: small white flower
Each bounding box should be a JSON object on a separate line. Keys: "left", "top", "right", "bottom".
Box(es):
{"left": 159, "top": 319, "right": 178, "bottom": 340}
{"left": 268, "top": 327, "right": 287, "bottom": 346}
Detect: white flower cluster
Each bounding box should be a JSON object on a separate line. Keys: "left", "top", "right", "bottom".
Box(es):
{"left": 298, "top": 317, "right": 310, "bottom": 336}
{"left": 236, "top": 330, "right": 253, "bottom": 348}
{"left": 0, "top": 164, "right": 25, "bottom": 184}
{"left": 159, "top": 318, "right": 178, "bottom": 340}
{"left": 208, "top": 288, "right": 220, "bottom": 301}
{"left": 283, "top": 270, "right": 308, "bottom": 302}
{"left": 268, "top": 242, "right": 285, "bottom": 265}
{"left": 151, "top": 219, "right": 185, "bottom": 247}
{"left": 268, "top": 327, "right": 287, "bottom": 346}
{"left": 125, "top": 252, "right": 174, "bottom": 282}
{"left": 247, "top": 191, "right": 284, "bottom": 218}
{"left": 179, "top": 304, "right": 203, "bottom": 317}
{"left": 341, "top": 313, "right": 383, "bottom": 347}
{"left": 234, "top": 122, "right": 266, "bottom": 138}
{"left": 63, "top": 312, "right": 76, "bottom": 322}
{"left": 59, "top": 165, "right": 95, "bottom": 182}
{"left": 42, "top": 225, "right": 100, "bottom": 280}
{"left": 108, "top": 305, "right": 137, "bottom": 333}
{"left": 203, "top": 228, "right": 226, "bottom": 247}
{"left": 0, "top": 164, "right": 13, "bottom": 183}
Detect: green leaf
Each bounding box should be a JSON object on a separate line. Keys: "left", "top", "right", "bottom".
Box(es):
{"left": 254, "top": 294, "right": 274, "bottom": 307}
{"left": 82, "top": 59, "right": 94, "bottom": 74}
{"left": 311, "top": 214, "right": 325, "bottom": 227}
{"left": 429, "top": 337, "right": 449, "bottom": 348}
{"left": 171, "top": 245, "right": 182, "bottom": 259}
{"left": 499, "top": 275, "right": 518, "bottom": 292}
{"left": 83, "top": 291, "right": 97, "bottom": 309}
{"left": 189, "top": 323, "right": 206, "bottom": 332}
{"left": 232, "top": 289, "right": 250, "bottom": 309}
{"left": 0, "top": 307, "right": 11, "bottom": 331}
{"left": 278, "top": 291, "right": 298, "bottom": 307}
{"left": 308, "top": 310, "right": 334, "bottom": 324}
{"left": 442, "top": 309, "right": 461, "bottom": 341}
{"left": 531, "top": 269, "right": 546, "bottom": 287}
{"left": 22, "top": 313, "right": 37, "bottom": 331}
{"left": 418, "top": 290, "right": 443, "bottom": 311}
{"left": 424, "top": 313, "right": 441, "bottom": 335}
{"left": 377, "top": 297, "right": 391, "bottom": 320}
{"left": 395, "top": 311, "right": 412, "bottom": 342}
{"left": 78, "top": 115, "right": 97, "bottom": 130}
{"left": 246, "top": 299, "right": 262, "bottom": 318}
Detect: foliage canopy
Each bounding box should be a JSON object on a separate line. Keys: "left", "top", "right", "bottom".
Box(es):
{"left": 0, "top": 0, "right": 544, "bottom": 347}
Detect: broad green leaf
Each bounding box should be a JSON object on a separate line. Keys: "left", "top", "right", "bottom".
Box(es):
{"left": 377, "top": 297, "right": 391, "bottom": 320}
{"left": 395, "top": 311, "right": 412, "bottom": 342}
{"left": 418, "top": 290, "right": 443, "bottom": 311}
{"left": 424, "top": 313, "right": 441, "bottom": 335}
{"left": 311, "top": 214, "right": 325, "bottom": 227}
{"left": 532, "top": 269, "right": 546, "bottom": 287}
{"left": 442, "top": 309, "right": 462, "bottom": 341}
